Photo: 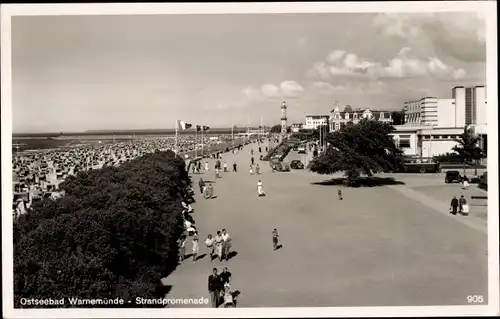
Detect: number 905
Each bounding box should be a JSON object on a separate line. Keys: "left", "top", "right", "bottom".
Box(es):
{"left": 467, "top": 295, "right": 484, "bottom": 303}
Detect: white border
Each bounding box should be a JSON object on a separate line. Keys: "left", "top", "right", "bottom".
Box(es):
{"left": 1, "top": 2, "right": 498, "bottom": 318}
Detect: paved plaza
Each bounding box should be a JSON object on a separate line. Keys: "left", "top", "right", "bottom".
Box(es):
{"left": 163, "top": 142, "right": 488, "bottom": 307}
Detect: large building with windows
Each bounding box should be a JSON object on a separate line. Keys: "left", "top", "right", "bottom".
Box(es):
{"left": 304, "top": 115, "right": 329, "bottom": 130}
{"left": 329, "top": 105, "right": 392, "bottom": 131}
{"left": 394, "top": 85, "right": 488, "bottom": 158}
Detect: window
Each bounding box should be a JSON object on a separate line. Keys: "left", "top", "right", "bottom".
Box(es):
{"left": 399, "top": 139, "right": 411, "bottom": 148}
{"left": 379, "top": 112, "right": 384, "bottom": 119}
{"left": 335, "top": 122, "right": 340, "bottom": 131}
{"left": 353, "top": 113, "right": 358, "bottom": 120}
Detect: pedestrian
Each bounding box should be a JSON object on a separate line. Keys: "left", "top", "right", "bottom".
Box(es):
{"left": 208, "top": 268, "right": 221, "bottom": 308}
{"left": 207, "top": 183, "right": 214, "bottom": 199}
{"left": 251, "top": 156, "right": 255, "bottom": 165}
{"left": 463, "top": 176, "right": 470, "bottom": 190}
{"left": 250, "top": 165, "right": 254, "bottom": 175}
{"left": 233, "top": 162, "right": 237, "bottom": 172}
{"left": 219, "top": 267, "right": 232, "bottom": 286}
{"left": 259, "top": 146, "right": 262, "bottom": 153}
{"left": 214, "top": 231, "right": 224, "bottom": 262}
{"left": 192, "top": 164, "right": 196, "bottom": 174}
{"left": 256, "top": 164, "right": 260, "bottom": 175}
{"left": 221, "top": 229, "right": 232, "bottom": 261}
{"left": 337, "top": 188, "right": 343, "bottom": 200}
{"left": 272, "top": 228, "right": 279, "bottom": 250}
{"left": 178, "top": 235, "right": 187, "bottom": 262}
{"left": 223, "top": 161, "right": 228, "bottom": 172}
{"left": 205, "top": 161, "right": 209, "bottom": 172}
{"left": 257, "top": 180, "right": 265, "bottom": 196}
{"left": 205, "top": 234, "right": 215, "bottom": 262}
{"left": 459, "top": 195, "right": 468, "bottom": 215}
{"left": 192, "top": 236, "right": 199, "bottom": 262}
{"left": 199, "top": 178, "right": 205, "bottom": 193}
{"left": 197, "top": 161, "right": 201, "bottom": 172}
{"left": 450, "top": 196, "right": 459, "bottom": 215}
{"left": 251, "top": 149, "right": 254, "bottom": 155}
{"left": 265, "top": 146, "right": 268, "bottom": 152}
{"left": 215, "top": 167, "right": 220, "bottom": 179}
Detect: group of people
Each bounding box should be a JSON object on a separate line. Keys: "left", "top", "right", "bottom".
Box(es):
{"left": 449, "top": 195, "right": 469, "bottom": 216}
{"left": 208, "top": 267, "right": 235, "bottom": 308}
{"left": 204, "top": 229, "right": 232, "bottom": 262}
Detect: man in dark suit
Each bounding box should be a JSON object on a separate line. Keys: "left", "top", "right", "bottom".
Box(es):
{"left": 208, "top": 268, "right": 221, "bottom": 308}
{"left": 450, "top": 196, "right": 459, "bottom": 215}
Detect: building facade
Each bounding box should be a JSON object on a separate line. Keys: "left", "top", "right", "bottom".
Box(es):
{"left": 290, "top": 123, "right": 303, "bottom": 133}
{"left": 304, "top": 115, "right": 329, "bottom": 130}
{"left": 328, "top": 105, "right": 392, "bottom": 131}
{"left": 397, "top": 85, "right": 488, "bottom": 157}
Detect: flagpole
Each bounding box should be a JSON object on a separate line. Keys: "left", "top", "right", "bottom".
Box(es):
{"left": 175, "top": 120, "right": 180, "bottom": 155}
{"left": 195, "top": 128, "right": 198, "bottom": 158}
{"left": 201, "top": 126, "right": 204, "bottom": 157}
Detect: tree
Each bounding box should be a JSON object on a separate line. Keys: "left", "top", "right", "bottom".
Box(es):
{"left": 308, "top": 119, "right": 403, "bottom": 185}
{"left": 390, "top": 111, "right": 405, "bottom": 125}
{"left": 270, "top": 124, "right": 282, "bottom": 133}
{"left": 452, "top": 126, "right": 483, "bottom": 175}
{"left": 14, "top": 150, "right": 189, "bottom": 308}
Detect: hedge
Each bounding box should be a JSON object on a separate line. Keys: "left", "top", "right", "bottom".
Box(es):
{"left": 13, "top": 150, "right": 189, "bottom": 308}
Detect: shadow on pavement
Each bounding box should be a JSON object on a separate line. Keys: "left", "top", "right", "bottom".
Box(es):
{"left": 196, "top": 253, "right": 207, "bottom": 261}
{"left": 226, "top": 251, "right": 238, "bottom": 260}
{"left": 312, "top": 177, "right": 405, "bottom": 187}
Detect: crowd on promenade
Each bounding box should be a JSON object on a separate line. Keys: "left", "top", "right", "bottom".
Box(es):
{"left": 11, "top": 135, "right": 237, "bottom": 218}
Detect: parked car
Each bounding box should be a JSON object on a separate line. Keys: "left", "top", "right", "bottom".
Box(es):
{"left": 269, "top": 158, "right": 290, "bottom": 172}
{"left": 290, "top": 160, "right": 304, "bottom": 169}
{"left": 297, "top": 145, "right": 306, "bottom": 154}
{"left": 445, "top": 170, "right": 462, "bottom": 183}
{"left": 478, "top": 172, "right": 487, "bottom": 191}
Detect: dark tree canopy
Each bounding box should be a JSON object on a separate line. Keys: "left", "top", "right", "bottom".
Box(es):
{"left": 390, "top": 111, "right": 405, "bottom": 125}
{"left": 308, "top": 119, "right": 403, "bottom": 180}
{"left": 452, "top": 127, "right": 483, "bottom": 163}
{"left": 14, "top": 150, "right": 189, "bottom": 308}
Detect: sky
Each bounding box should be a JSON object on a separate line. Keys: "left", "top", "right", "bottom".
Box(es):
{"left": 11, "top": 12, "right": 486, "bottom": 133}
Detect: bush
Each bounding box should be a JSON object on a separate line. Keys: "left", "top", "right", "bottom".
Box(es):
{"left": 433, "top": 152, "right": 463, "bottom": 163}
{"left": 14, "top": 150, "right": 189, "bottom": 308}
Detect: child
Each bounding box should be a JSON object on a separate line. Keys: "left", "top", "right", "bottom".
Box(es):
{"left": 272, "top": 229, "right": 279, "bottom": 250}
{"left": 337, "top": 188, "right": 343, "bottom": 200}
{"left": 178, "top": 236, "right": 187, "bottom": 262}
{"left": 192, "top": 236, "right": 199, "bottom": 262}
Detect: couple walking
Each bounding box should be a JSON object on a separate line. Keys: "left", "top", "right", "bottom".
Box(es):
{"left": 450, "top": 195, "right": 469, "bottom": 216}
{"left": 208, "top": 267, "right": 235, "bottom": 308}
{"left": 205, "top": 229, "right": 232, "bottom": 262}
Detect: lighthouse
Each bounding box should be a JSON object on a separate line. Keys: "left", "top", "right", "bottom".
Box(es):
{"left": 281, "top": 101, "right": 288, "bottom": 135}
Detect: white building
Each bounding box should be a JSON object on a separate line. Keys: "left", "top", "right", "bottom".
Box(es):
{"left": 397, "top": 85, "right": 488, "bottom": 157}
{"left": 290, "top": 123, "right": 303, "bottom": 133}
{"left": 329, "top": 105, "right": 392, "bottom": 131}
{"left": 304, "top": 115, "right": 329, "bottom": 130}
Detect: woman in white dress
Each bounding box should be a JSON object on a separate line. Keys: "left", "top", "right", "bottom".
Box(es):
{"left": 205, "top": 161, "right": 209, "bottom": 171}
{"left": 257, "top": 180, "right": 265, "bottom": 196}
{"left": 249, "top": 165, "right": 254, "bottom": 175}
{"left": 214, "top": 231, "right": 223, "bottom": 262}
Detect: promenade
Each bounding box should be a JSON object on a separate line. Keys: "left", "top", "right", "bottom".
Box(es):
{"left": 163, "top": 141, "right": 488, "bottom": 307}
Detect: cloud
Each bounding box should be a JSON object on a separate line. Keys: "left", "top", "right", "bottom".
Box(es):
{"left": 242, "top": 81, "right": 305, "bottom": 100}
{"left": 326, "top": 50, "right": 346, "bottom": 64}
{"left": 280, "top": 81, "right": 304, "bottom": 97}
{"left": 261, "top": 84, "right": 281, "bottom": 98}
{"left": 373, "top": 12, "right": 486, "bottom": 62}
{"left": 307, "top": 62, "right": 331, "bottom": 80}
{"left": 308, "top": 47, "right": 466, "bottom": 80}
{"left": 312, "top": 81, "right": 349, "bottom": 95}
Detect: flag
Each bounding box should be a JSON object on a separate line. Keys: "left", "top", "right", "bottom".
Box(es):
{"left": 203, "top": 126, "right": 210, "bottom": 131}
{"left": 196, "top": 125, "right": 202, "bottom": 132}
{"left": 177, "top": 120, "right": 192, "bottom": 130}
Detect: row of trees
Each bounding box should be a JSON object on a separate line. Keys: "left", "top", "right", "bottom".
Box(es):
{"left": 14, "top": 150, "right": 190, "bottom": 307}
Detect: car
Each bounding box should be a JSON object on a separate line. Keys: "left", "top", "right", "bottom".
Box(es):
{"left": 297, "top": 146, "right": 306, "bottom": 154}
{"left": 445, "top": 170, "right": 462, "bottom": 183}
{"left": 290, "top": 160, "right": 304, "bottom": 169}
{"left": 269, "top": 158, "right": 290, "bottom": 172}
